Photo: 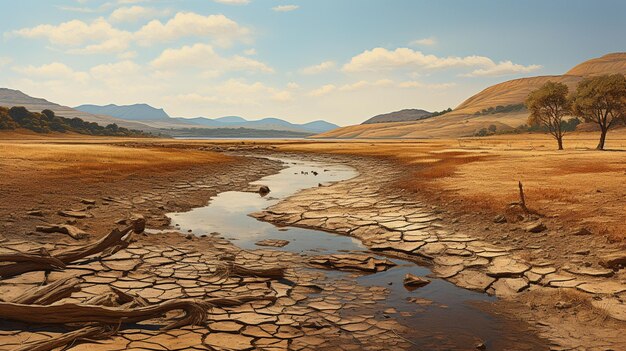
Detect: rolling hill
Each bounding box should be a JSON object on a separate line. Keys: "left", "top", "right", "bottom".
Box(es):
{"left": 0, "top": 88, "right": 159, "bottom": 133}
{"left": 74, "top": 104, "right": 339, "bottom": 133}
{"left": 362, "top": 109, "right": 433, "bottom": 124}
{"left": 315, "top": 52, "right": 626, "bottom": 139}
{"left": 75, "top": 103, "right": 170, "bottom": 121}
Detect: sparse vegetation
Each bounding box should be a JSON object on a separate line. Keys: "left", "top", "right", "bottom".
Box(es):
{"left": 473, "top": 104, "right": 525, "bottom": 116}
{"left": 431, "top": 107, "right": 452, "bottom": 117}
{"left": 0, "top": 106, "right": 154, "bottom": 137}
{"left": 525, "top": 81, "right": 572, "bottom": 150}
{"left": 571, "top": 74, "right": 626, "bottom": 150}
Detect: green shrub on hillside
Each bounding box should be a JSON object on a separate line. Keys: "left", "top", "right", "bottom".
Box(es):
{"left": 0, "top": 106, "right": 152, "bottom": 137}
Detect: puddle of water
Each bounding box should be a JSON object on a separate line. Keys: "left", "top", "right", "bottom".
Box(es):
{"left": 164, "top": 158, "right": 547, "bottom": 350}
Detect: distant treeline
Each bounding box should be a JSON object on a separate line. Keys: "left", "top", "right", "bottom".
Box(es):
{"left": 167, "top": 127, "right": 313, "bottom": 138}
{"left": 473, "top": 117, "right": 581, "bottom": 137}
{"left": 0, "top": 106, "right": 154, "bottom": 137}
{"left": 431, "top": 107, "right": 452, "bottom": 117}
{"left": 473, "top": 104, "right": 526, "bottom": 116}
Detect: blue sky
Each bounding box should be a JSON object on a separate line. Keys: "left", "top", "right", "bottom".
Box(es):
{"left": 1, "top": 0, "right": 624, "bottom": 125}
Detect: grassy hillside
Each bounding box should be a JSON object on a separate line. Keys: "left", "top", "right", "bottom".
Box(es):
{"left": 317, "top": 53, "right": 626, "bottom": 139}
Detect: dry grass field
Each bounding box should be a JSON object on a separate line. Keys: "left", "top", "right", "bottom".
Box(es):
{"left": 0, "top": 132, "right": 232, "bottom": 184}
{"left": 274, "top": 130, "right": 626, "bottom": 240}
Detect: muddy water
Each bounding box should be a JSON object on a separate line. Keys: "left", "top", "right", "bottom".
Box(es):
{"left": 167, "top": 158, "right": 547, "bottom": 350}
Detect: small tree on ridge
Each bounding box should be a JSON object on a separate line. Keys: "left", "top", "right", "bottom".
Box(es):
{"left": 525, "top": 81, "right": 572, "bottom": 150}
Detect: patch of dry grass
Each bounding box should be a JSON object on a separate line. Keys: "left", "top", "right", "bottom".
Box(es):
{"left": 0, "top": 142, "right": 232, "bottom": 185}
{"left": 270, "top": 131, "right": 626, "bottom": 240}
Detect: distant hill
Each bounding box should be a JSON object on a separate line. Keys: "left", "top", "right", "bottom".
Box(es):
{"left": 0, "top": 88, "right": 158, "bottom": 132}
{"left": 362, "top": 109, "right": 433, "bottom": 124}
{"left": 315, "top": 52, "right": 626, "bottom": 139}
{"left": 75, "top": 103, "right": 339, "bottom": 133}
{"left": 75, "top": 103, "right": 170, "bottom": 121}
{"left": 1, "top": 89, "right": 339, "bottom": 137}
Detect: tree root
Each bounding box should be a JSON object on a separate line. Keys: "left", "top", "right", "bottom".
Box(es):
{"left": 230, "top": 264, "right": 286, "bottom": 279}
{"left": 13, "top": 325, "right": 115, "bottom": 351}
{"left": 11, "top": 276, "right": 82, "bottom": 305}
{"left": 0, "top": 219, "right": 140, "bottom": 278}
{"left": 36, "top": 224, "right": 90, "bottom": 240}
{"left": 0, "top": 298, "right": 209, "bottom": 330}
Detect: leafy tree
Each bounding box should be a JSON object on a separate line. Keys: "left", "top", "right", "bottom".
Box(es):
{"left": 525, "top": 81, "right": 571, "bottom": 150}
{"left": 571, "top": 74, "right": 626, "bottom": 150}
{"left": 0, "top": 107, "right": 18, "bottom": 130}
{"left": 488, "top": 124, "right": 497, "bottom": 133}
{"left": 41, "top": 109, "right": 55, "bottom": 121}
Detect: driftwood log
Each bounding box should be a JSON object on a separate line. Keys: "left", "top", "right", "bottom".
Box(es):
{"left": 36, "top": 224, "right": 90, "bottom": 240}
{"left": 0, "top": 295, "right": 275, "bottom": 330}
{"left": 0, "top": 221, "right": 138, "bottom": 278}
{"left": 14, "top": 325, "right": 113, "bottom": 351}
{"left": 11, "top": 277, "right": 82, "bottom": 305}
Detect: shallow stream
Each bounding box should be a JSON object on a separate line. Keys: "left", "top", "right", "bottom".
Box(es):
{"left": 167, "top": 157, "right": 546, "bottom": 350}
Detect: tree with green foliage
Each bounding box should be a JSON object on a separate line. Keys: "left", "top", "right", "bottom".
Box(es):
{"left": 571, "top": 74, "right": 626, "bottom": 150}
{"left": 525, "top": 81, "right": 571, "bottom": 150}
{"left": 0, "top": 107, "right": 18, "bottom": 130}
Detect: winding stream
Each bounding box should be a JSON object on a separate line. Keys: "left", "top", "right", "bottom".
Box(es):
{"left": 166, "top": 157, "right": 546, "bottom": 350}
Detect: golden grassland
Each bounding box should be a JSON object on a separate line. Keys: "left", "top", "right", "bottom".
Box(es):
{"left": 271, "top": 129, "right": 626, "bottom": 240}
{"left": 1, "top": 128, "right": 625, "bottom": 239}
{"left": 0, "top": 134, "right": 232, "bottom": 185}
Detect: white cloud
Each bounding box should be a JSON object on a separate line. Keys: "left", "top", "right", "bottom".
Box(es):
{"left": 13, "top": 62, "right": 89, "bottom": 83}
{"left": 244, "top": 48, "right": 257, "bottom": 56}
{"left": 118, "top": 51, "right": 138, "bottom": 59}
{"left": 110, "top": 6, "right": 169, "bottom": 23}
{"left": 118, "top": 0, "right": 149, "bottom": 4}
{"left": 166, "top": 79, "right": 290, "bottom": 108}
{"left": 338, "top": 79, "right": 393, "bottom": 92}
{"left": 300, "top": 61, "right": 336, "bottom": 75}
{"left": 150, "top": 43, "right": 273, "bottom": 73}
{"left": 134, "top": 12, "right": 249, "bottom": 47}
{"left": 462, "top": 60, "right": 542, "bottom": 77}
{"left": 410, "top": 37, "right": 436, "bottom": 46}
{"left": 287, "top": 82, "right": 300, "bottom": 89}
{"left": 309, "top": 84, "right": 336, "bottom": 97}
{"left": 213, "top": 0, "right": 250, "bottom": 4}
{"left": 0, "top": 57, "right": 12, "bottom": 68}
{"left": 272, "top": 91, "right": 292, "bottom": 102}
{"left": 9, "top": 12, "right": 249, "bottom": 54}
{"left": 342, "top": 47, "right": 540, "bottom": 78}
{"left": 343, "top": 47, "right": 495, "bottom": 72}
{"left": 273, "top": 5, "right": 299, "bottom": 12}
{"left": 398, "top": 81, "right": 456, "bottom": 89}
{"left": 9, "top": 18, "right": 132, "bottom": 53}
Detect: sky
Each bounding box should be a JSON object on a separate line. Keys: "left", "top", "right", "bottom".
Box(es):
{"left": 0, "top": 0, "right": 625, "bottom": 125}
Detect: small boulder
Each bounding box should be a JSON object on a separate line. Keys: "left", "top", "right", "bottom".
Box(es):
{"left": 571, "top": 227, "right": 592, "bottom": 236}
{"left": 493, "top": 214, "right": 507, "bottom": 224}
{"left": 27, "top": 210, "right": 44, "bottom": 217}
{"left": 525, "top": 222, "right": 547, "bottom": 233}
{"left": 258, "top": 185, "right": 270, "bottom": 196}
{"left": 599, "top": 253, "right": 626, "bottom": 269}
{"left": 403, "top": 273, "right": 430, "bottom": 289}
{"left": 129, "top": 213, "right": 146, "bottom": 233}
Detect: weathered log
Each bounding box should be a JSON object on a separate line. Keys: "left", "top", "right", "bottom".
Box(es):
{"left": 0, "top": 250, "right": 65, "bottom": 270}
{"left": 0, "top": 295, "right": 274, "bottom": 330}
{"left": 0, "top": 222, "right": 137, "bottom": 278}
{"left": 0, "top": 298, "right": 208, "bottom": 330}
{"left": 12, "top": 277, "right": 82, "bottom": 305}
{"left": 36, "top": 224, "right": 89, "bottom": 240}
{"left": 14, "top": 325, "right": 112, "bottom": 351}
{"left": 230, "top": 264, "right": 286, "bottom": 279}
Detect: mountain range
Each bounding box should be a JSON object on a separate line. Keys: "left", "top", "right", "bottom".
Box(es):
{"left": 74, "top": 103, "right": 338, "bottom": 134}
{"left": 315, "top": 52, "right": 626, "bottom": 139}
{"left": 0, "top": 89, "right": 339, "bottom": 137}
